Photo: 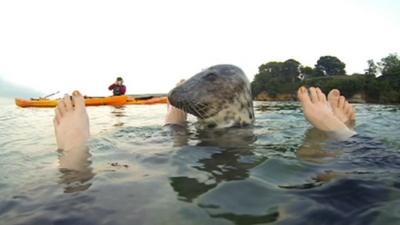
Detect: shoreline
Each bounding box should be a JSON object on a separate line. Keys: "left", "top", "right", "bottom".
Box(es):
{"left": 253, "top": 99, "right": 400, "bottom": 105}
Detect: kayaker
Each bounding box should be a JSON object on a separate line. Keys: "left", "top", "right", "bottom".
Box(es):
{"left": 108, "top": 77, "right": 126, "bottom": 96}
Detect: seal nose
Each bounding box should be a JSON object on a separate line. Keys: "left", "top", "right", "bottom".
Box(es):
{"left": 167, "top": 87, "right": 181, "bottom": 108}
{"left": 168, "top": 84, "right": 201, "bottom": 117}
{"left": 168, "top": 86, "right": 197, "bottom": 116}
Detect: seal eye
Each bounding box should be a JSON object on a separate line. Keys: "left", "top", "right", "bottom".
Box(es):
{"left": 204, "top": 72, "right": 218, "bottom": 82}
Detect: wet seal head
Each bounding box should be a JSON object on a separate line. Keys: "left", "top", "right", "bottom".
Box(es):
{"left": 168, "top": 64, "right": 255, "bottom": 128}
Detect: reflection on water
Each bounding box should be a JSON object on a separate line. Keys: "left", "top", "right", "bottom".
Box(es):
{"left": 111, "top": 106, "right": 127, "bottom": 127}
{"left": 58, "top": 148, "right": 94, "bottom": 193}
{"left": 170, "top": 128, "right": 261, "bottom": 203}
{"left": 1, "top": 100, "right": 400, "bottom": 225}
{"left": 56, "top": 106, "right": 130, "bottom": 193}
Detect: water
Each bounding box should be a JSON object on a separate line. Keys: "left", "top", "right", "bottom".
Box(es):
{"left": 1, "top": 97, "right": 400, "bottom": 225}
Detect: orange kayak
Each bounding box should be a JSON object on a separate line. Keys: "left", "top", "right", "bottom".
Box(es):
{"left": 126, "top": 96, "right": 168, "bottom": 105}
{"left": 15, "top": 95, "right": 128, "bottom": 108}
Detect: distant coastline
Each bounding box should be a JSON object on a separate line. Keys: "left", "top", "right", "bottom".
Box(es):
{"left": 0, "top": 77, "right": 43, "bottom": 98}
{"left": 253, "top": 92, "right": 369, "bottom": 104}
{"left": 252, "top": 74, "right": 400, "bottom": 104}
{"left": 251, "top": 54, "right": 400, "bottom": 104}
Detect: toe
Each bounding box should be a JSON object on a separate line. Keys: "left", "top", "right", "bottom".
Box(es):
{"left": 338, "top": 96, "right": 346, "bottom": 109}
{"left": 316, "top": 88, "right": 327, "bottom": 102}
{"left": 343, "top": 101, "right": 350, "bottom": 113}
{"left": 344, "top": 101, "right": 351, "bottom": 115}
{"left": 328, "top": 89, "right": 340, "bottom": 108}
{"left": 63, "top": 94, "right": 73, "bottom": 111}
{"left": 57, "top": 99, "right": 67, "bottom": 114}
{"left": 347, "top": 104, "right": 355, "bottom": 116}
{"left": 297, "top": 86, "right": 312, "bottom": 105}
{"left": 72, "top": 90, "right": 86, "bottom": 111}
{"left": 309, "top": 87, "right": 319, "bottom": 103}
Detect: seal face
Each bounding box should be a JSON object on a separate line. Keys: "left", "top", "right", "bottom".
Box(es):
{"left": 168, "top": 64, "right": 255, "bottom": 128}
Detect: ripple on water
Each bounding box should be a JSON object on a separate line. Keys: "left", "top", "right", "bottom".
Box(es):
{"left": 197, "top": 179, "right": 285, "bottom": 224}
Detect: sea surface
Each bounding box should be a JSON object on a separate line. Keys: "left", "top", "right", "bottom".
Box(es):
{"left": 1, "top": 97, "right": 400, "bottom": 225}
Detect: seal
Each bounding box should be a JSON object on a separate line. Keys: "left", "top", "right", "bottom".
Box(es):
{"left": 168, "top": 64, "right": 255, "bottom": 128}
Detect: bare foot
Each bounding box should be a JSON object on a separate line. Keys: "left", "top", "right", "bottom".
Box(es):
{"left": 297, "top": 87, "right": 356, "bottom": 140}
{"left": 327, "top": 89, "right": 356, "bottom": 128}
{"left": 165, "top": 104, "right": 187, "bottom": 125}
{"left": 54, "top": 91, "right": 90, "bottom": 150}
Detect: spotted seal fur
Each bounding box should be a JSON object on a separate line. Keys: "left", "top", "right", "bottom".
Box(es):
{"left": 168, "top": 64, "right": 255, "bottom": 128}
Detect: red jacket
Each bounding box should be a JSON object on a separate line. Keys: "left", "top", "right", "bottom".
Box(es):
{"left": 108, "top": 84, "right": 126, "bottom": 95}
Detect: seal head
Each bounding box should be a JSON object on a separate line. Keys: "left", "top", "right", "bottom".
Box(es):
{"left": 168, "top": 64, "right": 255, "bottom": 128}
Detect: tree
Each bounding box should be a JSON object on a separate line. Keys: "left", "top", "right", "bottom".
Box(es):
{"left": 258, "top": 61, "right": 283, "bottom": 76}
{"left": 378, "top": 53, "right": 400, "bottom": 76}
{"left": 365, "top": 59, "right": 378, "bottom": 77}
{"left": 298, "top": 66, "right": 313, "bottom": 80}
{"left": 282, "top": 59, "right": 301, "bottom": 83}
{"left": 315, "top": 56, "right": 346, "bottom": 76}
{"left": 311, "top": 65, "right": 327, "bottom": 77}
{"left": 251, "top": 54, "right": 400, "bottom": 103}
{"left": 252, "top": 62, "right": 283, "bottom": 97}
{"left": 300, "top": 66, "right": 313, "bottom": 75}
{"left": 252, "top": 59, "right": 303, "bottom": 97}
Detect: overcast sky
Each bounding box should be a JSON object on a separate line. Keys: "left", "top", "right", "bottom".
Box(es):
{"left": 0, "top": 0, "right": 399, "bottom": 97}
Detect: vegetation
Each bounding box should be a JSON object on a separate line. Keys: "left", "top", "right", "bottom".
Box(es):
{"left": 315, "top": 56, "right": 346, "bottom": 76}
{"left": 251, "top": 53, "right": 400, "bottom": 104}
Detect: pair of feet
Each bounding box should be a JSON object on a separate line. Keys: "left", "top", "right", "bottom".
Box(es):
{"left": 53, "top": 87, "right": 356, "bottom": 150}
{"left": 297, "top": 87, "right": 356, "bottom": 139}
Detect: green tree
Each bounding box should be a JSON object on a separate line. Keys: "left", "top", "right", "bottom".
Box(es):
{"left": 300, "top": 66, "right": 313, "bottom": 75}
{"left": 251, "top": 54, "right": 400, "bottom": 103}
{"left": 365, "top": 59, "right": 378, "bottom": 77}
{"left": 252, "top": 59, "right": 302, "bottom": 97}
{"left": 315, "top": 56, "right": 346, "bottom": 75}
{"left": 311, "top": 65, "right": 326, "bottom": 78}
{"left": 252, "top": 62, "right": 282, "bottom": 97}
{"left": 282, "top": 59, "right": 301, "bottom": 83}
{"left": 303, "top": 75, "right": 364, "bottom": 98}
{"left": 378, "top": 53, "right": 400, "bottom": 76}
{"left": 258, "top": 61, "right": 283, "bottom": 75}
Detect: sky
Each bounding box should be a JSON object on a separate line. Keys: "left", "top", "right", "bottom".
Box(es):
{"left": 0, "top": 0, "right": 399, "bottom": 97}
